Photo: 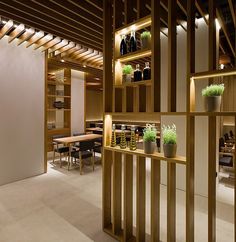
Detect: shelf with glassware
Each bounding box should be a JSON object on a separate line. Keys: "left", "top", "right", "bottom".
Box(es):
{"left": 47, "top": 69, "right": 71, "bottom": 152}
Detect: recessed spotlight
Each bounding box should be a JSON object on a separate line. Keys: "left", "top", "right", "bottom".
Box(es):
{"left": 83, "top": 65, "right": 86, "bottom": 68}
{"left": 61, "top": 59, "right": 65, "bottom": 62}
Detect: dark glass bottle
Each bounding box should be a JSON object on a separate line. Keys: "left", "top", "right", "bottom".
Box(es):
{"left": 143, "top": 62, "right": 151, "bottom": 80}
{"left": 129, "top": 30, "right": 137, "bottom": 52}
{"left": 134, "top": 64, "right": 142, "bottom": 82}
{"left": 120, "top": 35, "right": 127, "bottom": 56}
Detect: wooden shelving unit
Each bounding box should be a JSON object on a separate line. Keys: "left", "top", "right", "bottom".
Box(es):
{"left": 103, "top": 1, "right": 236, "bottom": 242}
{"left": 46, "top": 69, "right": 71, "bottom": 151}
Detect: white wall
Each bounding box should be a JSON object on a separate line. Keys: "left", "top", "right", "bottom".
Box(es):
{"left": 0, "top": 36, "right": 45, "bottom": 185}
{"left": 71, "top": 70, "right": 85, "bottom": 135}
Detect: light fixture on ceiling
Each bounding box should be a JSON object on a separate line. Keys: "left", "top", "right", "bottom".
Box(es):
{"left": 61, "top": 59, "right": 65, "bottom": 62}
{"left": 83, "top": 65, "right": 86, "bottom": 68}
{"left": 14, "top": 24, "right": 18, "bottom": 28}
{"left": 2, "top": 20, "right": 7, "bottom": 24}
{"left": 94, "top": 77, "right": 100, "bottom": 80}
{"left": 86, "top": 82, "right": 101, "bottom": 86}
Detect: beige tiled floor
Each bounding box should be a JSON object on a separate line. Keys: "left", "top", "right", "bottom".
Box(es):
{"left": 0, "top": 157, "right": 234, "bottom": 242}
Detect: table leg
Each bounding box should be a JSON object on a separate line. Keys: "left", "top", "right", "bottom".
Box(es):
{"left": 68, "top": 144, "right": 72, "bottom": 171}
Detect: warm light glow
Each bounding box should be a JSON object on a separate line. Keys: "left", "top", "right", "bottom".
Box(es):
{"left": 118, "top": 49, "right": 151, "bottom": 62}
{"left": 61, "top": 59, "right": 65, "bottom": 62}
{"left": 86, "top": 82, "right": 101, "bottom": 86}
{"left": 14, "top": 24, "right": 18, "bottom": 28}
{"left": 220, "top": 64, "right": 224, "bottom": 70}
{"left": 190, "top": 77, "right": 195, "bottom": 112}
{"left": 83, "top": 65, "right": 86, "bottom": 68}
{"left": 215, "top": 18, "right": 221, "bottom": 29}
{"left": 104, "top": 115, "right": 112, "bottom": 146}
{"left": 2, "top": 20, "right": 7, "bottom": 24}
{"left": 94, "top": 77, "right": 100, "bottom": 80}
{"left": 192, "top": 70, "right": 236, "bottom": 80}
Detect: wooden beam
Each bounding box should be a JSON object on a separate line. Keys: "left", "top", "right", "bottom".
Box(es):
{"left": 26, "top": 31, "right": 44, "bottom": 48}
{"left": 168, "top": 0, "right": 177, "bottom": 112}
{"left": 103, "top": 0, "right": 113, "bottom": 112}
{"left": 34, "top": 34, "right": 53, "bottom": 50}
{"left": 40, "top": 37, "right": 61, "bottom": 52}
{"left": 195, "top": 0, "right": 208, "bottom": 24}
{"left": 152, "top": 0, "right": 161, "bottom": 112}
{"left": 228, "top": 0, "right": 236, "bottom": 27}
{"left": 8, "top": 23, "right": 25, "bottom": 43}
{"left": 216, "top": 8, "right": 236, "bottom": 57}
{"left": 17, "top": 27, "right": 35, "bottom": 46}
{"left": 49, "top": 40, "right": 69, "bottom": 53}
{"left": 0, "top": 19, "right": 13, "bottom": 39}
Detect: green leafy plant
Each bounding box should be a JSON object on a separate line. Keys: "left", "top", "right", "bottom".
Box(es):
{"left": 162, "top": 124, "right": 177, "bottom": 144}
{"left": 141, "top": 31, "right": 151, "bottom": 39}
{"left": 202, "top": 84, "right": 225, "bottom": 97}
{"left": 122, "top": 65, "right": 133, "bottom": 75}
{"left": 143, "top": 124, "right": 157, "bottom": 142}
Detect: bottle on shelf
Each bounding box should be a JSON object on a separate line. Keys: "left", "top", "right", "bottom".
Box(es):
{"left": 143, "top": 62, "right": 151, "bottom": 80}
{"left": 134, "top": 64, "right": 142, "bottom": 82}
{"left": 120, "top": 34, "right": 127, "bottom": 56}
{"left": 129, "top": 30, "right": 137, "bottom": 53}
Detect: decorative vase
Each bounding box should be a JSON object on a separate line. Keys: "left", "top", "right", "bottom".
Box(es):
{"left": 141, "top": 36, "right": 151, "bottom": 49}
{"left": 120, "top": 125, "right": 127, "bottom": 149}
{"left": 143, "top": 141, "right": 156, "bottom": 154}
{"left": 204, "top": 96, "right": 221, "bottom": 112}
{"left": 129, "top": 126, "right": 137, "bottom": 151}
{"left": 111, "top": 124, "right": 116, "bottom": 147}
{"left": 123, "top": 74, "right": 132, "bottom": 83}
{"left": 163, "top": 144, "right": 177, "bottom": 158}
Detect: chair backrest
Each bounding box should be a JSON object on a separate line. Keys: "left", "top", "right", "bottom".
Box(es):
{"left": 79, "top": 140, "right": 95, "bottom": 151}
{"left": 73, "top": 132, "right": 85, "bottom": 136}
{"left": 224, "top": 133, "right": 229, "bottom": 140}
{"left": 230, "top": 130, "right": 234, "bottom": 137}
{"left": 219, "top": 137, "right": 225, "bottom": 152}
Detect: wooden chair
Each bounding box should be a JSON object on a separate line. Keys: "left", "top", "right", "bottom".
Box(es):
{"left": 52, "top": 135, "right": 70, "bottom": 167}
{"left": 71, "top": 140, "right": 95, "bottom": 174}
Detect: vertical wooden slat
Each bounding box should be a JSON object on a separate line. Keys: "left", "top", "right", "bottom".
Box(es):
{"left": 103, "top": 149, "right": 113, "bottom": 228}
{"left": 124, "top": 154, "right": 133, "bottom": 241}
{"left": 168, "top": 0, "right": 177, "bottom": 112}
{"left": 112, "top": 151, "right": 122, "bottom": 234}
{"left": 44, "top": 51, "right": 48, "bottom": 173}
{"left": 136, "top": 155, "right": 146, "bottom": 241}
{"left": 103, "top": 0, "right": 113, "bottom": 112}
{"left": 186, "top": 0, "right": 195, "bottom": 241}
{"left": 208, "top": 1, "right": 217, "bottom": 242}
{"left": 234, "top": 115, "right": 236, "bottom": 242}
{"left": 151, "top": 159, "right": 160, "bottom": 242}
{"left": 208, "top": 116, "right": 217, "bottom": 242}
{"left": 125, "top": 0, "right": 137, "bottom": 24}
{"left": 151, "top": 0, "right": 161, "bottom": 112}
{"left": 167, "top": 163, "right": 176, "bottom": 242}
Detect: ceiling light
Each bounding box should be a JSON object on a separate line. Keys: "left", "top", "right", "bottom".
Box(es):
{"left": 83, "top": 65, "right": 86, "bottom": 68}
{"left": 2, "top": 20, "right": 7, "bottom": 24}
{"left": 94, "top": 77, "right": 100, "bottom": 80}
{"left": 61, "top": 59, "right": 65, "bottom": 62}
{"left": 86, "top": 82, "right": 101, "bottom": 86}
{"left": 14, "top": 24, "right": 18, "bottom": 28}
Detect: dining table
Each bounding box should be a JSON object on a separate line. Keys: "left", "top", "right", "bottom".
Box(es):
{"left": 53, "top": 134, "right": 103, "bottom": 170}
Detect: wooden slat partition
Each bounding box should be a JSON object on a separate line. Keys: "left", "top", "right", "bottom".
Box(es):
{"left": 112, "top": 151, "right": 122, "bottom": 234}
{"left": 102, "top": 149, "right": 113, "bottom": 228}
{"left": 124, "top": 154, "right": 133, "bottom": 241}
{"left": 234, "top": 115, "right": 236, "bottom": 242}
{"left": 136, "top": 155, "right": 146, "bottom": 241}
{"left": 151, "top": 159, "right": 160, "bottom": 242}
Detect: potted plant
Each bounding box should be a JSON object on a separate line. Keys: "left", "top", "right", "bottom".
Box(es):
{"left": 162, "top": 124, "right": 177, "bottom": 158}
{"left": 141, "top": 31, "right": 151, "bottom": 49}
{"left": 143, "top": 124, "right": 157, "bottom": 154}
{"left": 202, "top": 83, "right": 225, "bottom": 112}
{"left": 122, "top": 65, "right": 133, "bottom": 83}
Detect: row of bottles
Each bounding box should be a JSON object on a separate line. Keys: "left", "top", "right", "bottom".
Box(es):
{"left": 134, "top": 62, "right": 151, "bottom": 82}
{"left": 120, "top": 30, "right": 137, "bottom": 55}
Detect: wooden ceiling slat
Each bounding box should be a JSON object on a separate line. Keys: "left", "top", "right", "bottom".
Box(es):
{"left": 66, "top": 47, "right": 88, "bottom": 59}
{"left": 67, "top": 0, "right": 102, "bottom": 19}
{"left": 57, "top": 44, "right": 82, "bottom": 58}
{"left": 73, "top": 49, "right": 94, "bottom": 60}
{"left": 216, "top": 8, "right": 236, "bottom": 57}
{"left": 11, "top": 0, "right": 102, "bottom": 46}
{"left": 34, "top": 33, "right": 53, "bottom": 50}
{"left": 8, "top": 23, "right": 25, "bottom": 43}
{"left": 40, "top": 37, "right": 61, "bottom": 51}
{"left": 0, "top": 19, "right": 13, "bottom": 39}
{"left": 55, "top": 42, "right": 76, "bottom": 55}
{"left": 31, "top": 0, "right": 102, "bottom": 37}
{"left": 50, "top": 0, "right": 102, "bottom": 27}
{"left": 228, "top": 0, "right": 236, "bottom": 27}
{"left": 26, "top": 30, "right": 44, "bottom": 48}
{"left": 195, "top": 0, "right": 208, "bottom": 24}
{"left": 49, "top": 39, "right": 69, "bottom": 53}
{"left": 77, "top": 51, "right": 99, "bottom": 62}
{"left": 84, "top": 53, "right": 103, "bottom": 64}
{"left": 85, "top": 0, "right": 103, "bottom": 12}
{"left": 17, "top": 27, "right": 35, "bottom": 45}
{"left": 0, "top": 3, "right": 102, "bottom": 51}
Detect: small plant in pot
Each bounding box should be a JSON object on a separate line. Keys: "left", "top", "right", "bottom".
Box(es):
{"left": 141, "top": 31, "right": 151, "bottom": 49}
{"left": 143, "top": 124, "right": 157, "bottom": 154}
{"left": 162, "top": 124, "right": 177, "bottom": 158}
{"left": 202, "top": 83, "right": 225, "bottom": 112}
{"left": 122, "top": 65, "right": 133, "bottom": 83}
